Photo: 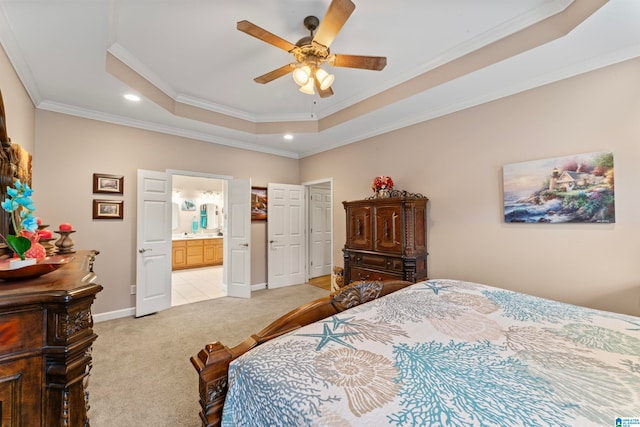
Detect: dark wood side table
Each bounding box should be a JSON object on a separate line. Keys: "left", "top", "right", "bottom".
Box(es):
{"left": 0, "top": 250, "right": 102, "bottom": 426}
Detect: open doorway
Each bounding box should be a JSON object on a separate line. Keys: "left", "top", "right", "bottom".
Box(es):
{"left": 305, "top": 179, "right": 333, "bottom": 291}
{"left": 171, "top": 173, "right": 226, "bottom": 306}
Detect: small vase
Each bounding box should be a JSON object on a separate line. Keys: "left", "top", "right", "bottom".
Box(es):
{"left": 377, "top": 188, "right": 390, "bottom": 198}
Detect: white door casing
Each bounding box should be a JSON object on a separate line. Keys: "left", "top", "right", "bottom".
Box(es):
{"left": 309, "top": 186, "right": 332, "bottom": 279}
{"left": 136, "top": 169, "right": 172, "bottom": 317}
{"left": 226, "top": 178, "right": 251, "bottom": 298}
{"left": 267, "top": 183, "right": 305, "bottom": 288}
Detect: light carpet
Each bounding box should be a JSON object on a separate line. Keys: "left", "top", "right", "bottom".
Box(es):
{"left": 90, "top": 284, "right": 329, "bottom": 427}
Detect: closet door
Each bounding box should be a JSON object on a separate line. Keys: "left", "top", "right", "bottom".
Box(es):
{"left": 267, "top": 183, "right": 305, "bottom": 288}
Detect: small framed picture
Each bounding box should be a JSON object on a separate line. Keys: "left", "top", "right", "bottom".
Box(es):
{"left": 181, "top": 200, "right": 196, "bottom": 211}
{"left": 93, "top": 173, "right": 124, "bottom": 194}
{"left": 93, "top": 199, "right": 124, "bottom": 219}
{"left": 251, "top": 186, "right": 267, "bottom": 221}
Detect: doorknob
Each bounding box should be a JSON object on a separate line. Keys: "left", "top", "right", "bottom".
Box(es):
{"left": 138, "top": 248, "right": 152, "bottom": 253}
{"left": 240, "top": 243, "right": 249, "bottom": 247}
{"left": 269, "top": 240, "right": 276, "bottom": 243}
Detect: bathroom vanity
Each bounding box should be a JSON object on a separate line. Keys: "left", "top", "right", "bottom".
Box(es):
{"left": 172, "top": 236, "right": 223, "bottom": 270}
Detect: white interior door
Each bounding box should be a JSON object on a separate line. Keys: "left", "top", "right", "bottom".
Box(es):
{"left": 136, "top": 169, "right": 172, "bottom": 317}
{"left": 309, "top": 186, "right": 332, "bottom": 279}
{"left": 268, "top": 183, "right": 305, "bottom": 288}
{"left": 226, "top": 178, "right": 251, "bottom": 298}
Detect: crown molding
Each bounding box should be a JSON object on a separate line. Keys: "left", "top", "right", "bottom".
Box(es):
{"left": 36, "top": 100, "right": 301, "bottom": 158}
{"left": 0, "top": 3, "right": 42, "bottom": 105}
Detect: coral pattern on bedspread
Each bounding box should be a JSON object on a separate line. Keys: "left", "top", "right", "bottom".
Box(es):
{"left": 222, "top": 280, "right": 640, "bottom": 426}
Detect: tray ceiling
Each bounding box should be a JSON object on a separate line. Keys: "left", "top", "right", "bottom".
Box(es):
{"left": 0, "top": 0, "right": 638, "bottom": 158}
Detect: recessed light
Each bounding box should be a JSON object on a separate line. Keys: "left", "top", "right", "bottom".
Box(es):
{"left": 283, "top": 134, "right": 293, "bottom": 140}
{"left": 124, "top": 93, "right": 141, "bottom": 102}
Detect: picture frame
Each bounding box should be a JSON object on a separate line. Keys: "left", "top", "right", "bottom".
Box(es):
{"left": 93, "top": 199, "right": 124, "bottom": 219}
{"left": 93, "top": 173, "right": 124, "bottom": 194}
{"left": 181, "top": 200, "right": 196, "bottom": 211}
{"left": 503, "top": 151, "right": 615, "bottom": 223}
{"left": 251, "top": 186, "right": 267, "bottom": 221}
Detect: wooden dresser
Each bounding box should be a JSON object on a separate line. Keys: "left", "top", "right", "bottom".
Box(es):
{"left": 343, "top": 195, "right": 428, "bottom": 285}
{"left": 0, "top": 250, "right": 102, "bottom": 426}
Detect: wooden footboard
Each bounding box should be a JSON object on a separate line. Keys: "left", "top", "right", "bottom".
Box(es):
{"left": 190, "top": 279, "right": 413, "bottom": 427}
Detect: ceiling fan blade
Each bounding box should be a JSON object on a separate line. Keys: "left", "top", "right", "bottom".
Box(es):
{"left": 314, "top": 79, "right": 334, "bottom": 98}
{"left": 318, "top": 86, "right": 334, "bottom": 98}
{"left": 313, "top": 0, "right": 355, "bottom": 48}
{"left": 254, "top": 63, "right": 296, "bottom": 84}
{"left": 237, "top": 20, "right": 296, "bottom": 52}
{"left": 328, "top": 54, "right": 387, "bottom": 71}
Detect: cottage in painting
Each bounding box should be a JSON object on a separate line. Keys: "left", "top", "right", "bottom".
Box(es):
{"left": 548, "top": 165, "right": 607, "bottom": 193}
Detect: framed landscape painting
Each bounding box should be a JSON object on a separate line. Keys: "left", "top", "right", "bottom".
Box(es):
{"left": 251, "top": 186, "right": 267, "bottom": 221}
{"left": 503, "top": 151, "right": 615, "bottom": 223}
{"left": 93, "top": 173, "right": 123, "bottom": 194}
{"left": 93, "top": 199, "right": 124, "bottom": 219}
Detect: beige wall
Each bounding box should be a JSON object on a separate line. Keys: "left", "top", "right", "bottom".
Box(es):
{"left": 3, "top": 41, "right": 639, "bottom": 317}
{"left": 301, "top": 57, "right": 640, "bottom": 316}
{"left": 0, "top": 44, "right": 34, "bottom": 153}
{"left": 32, "top": 111, "right": 299, "bottom": 314}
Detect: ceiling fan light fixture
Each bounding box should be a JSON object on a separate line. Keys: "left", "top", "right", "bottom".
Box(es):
{"left": 315, "top": 68, "right": 334, "bottom": 90}
{"left": 299, "top": 77, "right": 315, "bottom": 95}
{"left": 292, "top": 65, "right": 311, "bottom": 86}
{"left": 238, "top": 1, "right": 386, "bottom": 98}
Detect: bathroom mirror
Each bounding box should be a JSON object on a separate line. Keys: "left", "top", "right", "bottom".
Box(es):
{"left": 172, "top": 203, "right": 179, "bottom": 230}
{"left": 202, "top": 203, "right": 220, "bottom": 230}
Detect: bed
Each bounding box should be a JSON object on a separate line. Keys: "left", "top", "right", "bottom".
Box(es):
{"left": 191, "top": 279, "right": 640, "bottom": 426}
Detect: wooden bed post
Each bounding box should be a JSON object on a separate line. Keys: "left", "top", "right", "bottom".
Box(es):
{"left": 191, "top": 342, "right": 234, "bottom": 427}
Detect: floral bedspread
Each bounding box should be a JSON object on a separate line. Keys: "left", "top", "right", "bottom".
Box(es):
{"left": 222, "top": 280, "right": 640, "bottom": 426}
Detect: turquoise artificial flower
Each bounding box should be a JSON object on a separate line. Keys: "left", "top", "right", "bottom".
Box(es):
{"left": 21, "top": 215, "right": 38, "bottom": 233}
{"left": 0, "top": 199, "right": 13, "bottom": 212}
{"left": 1, "top": 180, "right": 36, "bottom": 259}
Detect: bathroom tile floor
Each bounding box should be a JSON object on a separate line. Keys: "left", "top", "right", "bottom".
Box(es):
{"left": 171, "top": 266, "right": 225, "bottom": 307}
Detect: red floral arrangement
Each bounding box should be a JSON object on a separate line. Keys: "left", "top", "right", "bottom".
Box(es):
{"left": 372, "top": 176, "right": 394, "bottom": 191}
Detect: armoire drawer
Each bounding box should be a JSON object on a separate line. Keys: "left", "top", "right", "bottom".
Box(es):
{"left": 349, "top": 267, "right": 402, "bottom": 283}
{"left": 349, "top": 252, "right": 404, "bottom": 272}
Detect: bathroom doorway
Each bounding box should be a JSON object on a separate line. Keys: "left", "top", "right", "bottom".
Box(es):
{"left": 171, "top": 173, "right": 226, "bottom": 306}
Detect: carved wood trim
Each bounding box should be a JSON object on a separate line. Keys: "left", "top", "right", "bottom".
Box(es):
{"left": 56, "top": 309, "right": 93, "bottom": 341}
{"left": 331, "top": 280, "right": 384, "bottom": 310}
{"left": 206, "top": 378, "right": 227, "bottom": 404}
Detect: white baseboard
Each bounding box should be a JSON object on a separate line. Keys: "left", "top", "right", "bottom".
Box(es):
{"left": 93, "top": 307, "right": 135, "bottom": 323}
{"left": 95, "top": 283, "right": 269, "bottom": 322}
{"left": 251, "top": 283, "right": 267, "bottom": 291}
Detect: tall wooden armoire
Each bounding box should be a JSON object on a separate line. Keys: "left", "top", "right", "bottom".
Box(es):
{"left": 342, "top": 194, "right": 428, "bottom": 285}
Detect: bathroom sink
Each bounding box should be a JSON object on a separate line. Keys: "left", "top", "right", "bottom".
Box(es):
{"left": 173, "top": 233, "right": 222, "bottom": 240}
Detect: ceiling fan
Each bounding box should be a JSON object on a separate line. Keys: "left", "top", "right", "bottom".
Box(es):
{"left": 237, "top": 0, "right": 387, "bottom": 97}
